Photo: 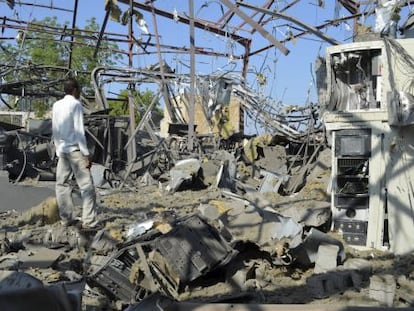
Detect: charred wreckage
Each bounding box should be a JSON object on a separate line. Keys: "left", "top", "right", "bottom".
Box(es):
{"left": 0, "top": 62, "right": 338, "bottom": 310}
{"left": 2, "top": 0, "right": 414, "bottom": 310}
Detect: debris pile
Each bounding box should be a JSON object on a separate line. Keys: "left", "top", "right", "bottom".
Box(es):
{"left": 2, "top": 1, "right": 414, "bottom": 309}
{"left": 0, "top": 136, "right": 413, "bottom": 310}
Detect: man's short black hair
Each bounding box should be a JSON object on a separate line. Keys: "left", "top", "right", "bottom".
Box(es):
{"left": 63, "top": 78, "right": 80, "bottom": 95}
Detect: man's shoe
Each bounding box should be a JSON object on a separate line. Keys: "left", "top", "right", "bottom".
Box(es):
{"left": 60, "top": 218, "right": 81, "bottom": 227}
{"left": 80, "top": 222, "right": 104, "bottom": 232}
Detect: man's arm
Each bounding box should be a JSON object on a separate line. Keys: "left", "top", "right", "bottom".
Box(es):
{"left": 73, "top": 103, "right": 91, "bottom": 168}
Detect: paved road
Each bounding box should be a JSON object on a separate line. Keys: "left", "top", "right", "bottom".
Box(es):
{"left": 0, "top": 171, "right": 55, "bottom": 212}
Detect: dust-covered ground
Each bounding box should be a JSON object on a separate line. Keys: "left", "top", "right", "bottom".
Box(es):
{"left": 94, "top": 184, "right": 404, "bottom": 308}
{"left": 1, "top": 155, "right": 414, "bottom": 310}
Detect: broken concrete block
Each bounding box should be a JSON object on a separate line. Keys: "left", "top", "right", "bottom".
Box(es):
{"left": 0, "top": 172, "right": 55, "bottom": 213}
{"left": 220, "top": 204, "right": 303, "bottom": 251}
{"left": 91, "top": 230, "right": 118, "bottom": 254}
{"left": 313, "top": 244, "right": 340, "bottom": 274}
{"left": 43, "top": 225, "right": 80, "bottom": 248}
{"left": 292, "top": 228, "right": 344, "bottom": 267}
{"left": 198, "top": 199, "right": 236, "bottom": 221}
{"left": 16, "top": 246, "right": 63, "bottom": 269}
{"left": 369, "top": 274, "right": 396, "bottom": 306}
{"left": 333, "top": 270, "right": 356, "bottom": 291}
{"left": 307, "top": 273, "right": 336, "bottom": 298}
{"left": 343, "top": 257, "right": 372, "bottom": 287}
{"left": 215, "top": 151, "right": 237, "bottom": 191}
{"left": 256, "top": 145, "right": 288, "bottom": 173}
{"left": 307, "top": 270, "right": 356, "bottom": 298}
{"left": 198, "top": 203, "right": 220, "bottom": 220}
{"left": 276, "top": 200, "right": 331, "bottom": 227}
{"left": 229, "top": 269, "right": 248, "bottom": 290}
{"left": 343, "top": 257, "right": 372, "bottom": 272}
{"left": 397, "top": 275, "right": 414, "bottom": 305}
{"left": 305, "top": 148, "right": 332, "bottom": 185}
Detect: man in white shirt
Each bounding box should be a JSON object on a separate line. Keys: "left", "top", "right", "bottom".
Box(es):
{"left": 52, "top": 77, "right": 99, "bottom": 229}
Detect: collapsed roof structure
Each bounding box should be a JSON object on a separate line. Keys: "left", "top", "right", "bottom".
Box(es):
{"left": 2, "top": 0, "right": 414, "bottom": 310}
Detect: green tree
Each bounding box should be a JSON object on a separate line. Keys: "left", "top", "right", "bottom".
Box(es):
{"left": 24, "top": 17, "right": 121, "bottom": 85}
{"left": 108, "top": 89, "right": 163, "bottom": 125}
{"left": 0, "top": 17, "right": 122, "bottom": 116}
{"left": 24, "top": 17, "right": 66, "bottom": 67}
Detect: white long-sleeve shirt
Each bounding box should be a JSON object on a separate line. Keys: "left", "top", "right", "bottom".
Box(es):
{"left": 52, "top": 94, "right": 90, "bottom": 157}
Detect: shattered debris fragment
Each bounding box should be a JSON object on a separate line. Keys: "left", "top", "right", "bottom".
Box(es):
{"left": 3, "top": 1, "right": 414, "bottom": 309}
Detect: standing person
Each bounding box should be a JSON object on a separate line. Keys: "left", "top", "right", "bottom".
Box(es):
{"left": 52, "top": 77, "right": 99, "bottom": 229}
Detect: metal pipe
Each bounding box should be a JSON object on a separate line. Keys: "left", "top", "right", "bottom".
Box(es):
{"left": 68, "top": 0, "right": 79, "bottom": 70}
{"left": 150, "top": 2, "right": 176, "bottom": 123}
{"left": 127, "top": 0, "right": 137, "bottom": 162}
{"left": 237, "top": 1, "right": 340, "bottom": 46}
{"left": 188, "top": 0, "right": 195, "bottom": 151}
{"left": 220, "top": 0, "right": 289, "bottom": 55}
{"left": 93, "top": 6, "right": 111, "bottom": 59}
{"left": 4, "top": 1, "right": 73, "bottom": 12}
{"left": 116, "top": 0, "right": 250, "bottom": 47}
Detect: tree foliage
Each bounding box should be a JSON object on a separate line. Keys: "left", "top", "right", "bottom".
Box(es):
{"left": 108, "top": 89, "right": 163, "bottom": 125}
{"left": 24, "top": 17, "right": 121, "bottom": 85}
{"left": 0, "top": 17, "right": 122, "bottom": 116}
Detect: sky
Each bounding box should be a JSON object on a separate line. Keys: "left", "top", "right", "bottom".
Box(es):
{"left": 1, "top": 0, "right": 413, "bottom": 108}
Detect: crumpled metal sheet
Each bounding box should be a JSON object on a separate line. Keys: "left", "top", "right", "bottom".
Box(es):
{"left": 167, "top": 158, "right": 201, "bottom": 193}
{"left": 219, "top": 203, "right": 304, "bottom": 251}
{"left": 150, "top": 214, "right": 237, "bottom": 290}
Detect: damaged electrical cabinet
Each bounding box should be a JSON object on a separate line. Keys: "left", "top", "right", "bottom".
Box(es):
{"left": 89, "top": 214, "right": 236, "bottom": 303}
{"left": 322, "top": 35, "right": 414, "bottom": 254}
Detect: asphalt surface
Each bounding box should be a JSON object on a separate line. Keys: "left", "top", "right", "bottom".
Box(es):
{"left": 0, "top": 171, "right": 55, "bottom": 212}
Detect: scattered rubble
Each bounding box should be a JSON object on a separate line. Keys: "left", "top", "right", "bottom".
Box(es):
{"left": 3, "top": 1, "right": 414, "bottom": 310}
{"left": 0, "top": 142, "right": 412, "bottom": 310}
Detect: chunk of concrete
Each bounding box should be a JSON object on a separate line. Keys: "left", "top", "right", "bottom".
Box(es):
{"left": 219, "top": 204, "right": 303, "bottom": 251}
{"left": 198, "top": 203, "right": 221, "bottom": 220}
{"left": 397, "top": 275, "right": 414, "bottom": 305}
{"left": 215, "top": 151, "right": 237, "bottom": 191}
{"left": 314, "top": 244, "right": 340, "bottom": 274}
{"left": 16, "top": 246, "right": 63, "bottom": 269}
{"left": 307, "top": 270, "right": 357, "bottom": 298}
{"left": 307, "top": 273, "right": 336, "bottom": 298}
{"left": 369, "top": 274, "right": 396, "bottom": 306}
{"left": 259, "top": 169, "right": 289, "bottom": 194}
{"left": 292, "top": 228, "right": 345, "bottom": 268}
{"left": 343, "top": 257, "right": 373, "bottom": 282}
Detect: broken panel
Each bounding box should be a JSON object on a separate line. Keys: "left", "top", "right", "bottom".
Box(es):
{"left": 332, "top": 129, "right": 371, "bottom": 246}
{"left": 88, "top": 229, "right": 162, "bottom": 303}
{"left": 328, "top": 48, "right": 382, "bottom": 112}
{"left": 151, "top": 215, "right": 235, "bottom": 288}
{"left": 89, "top": 253, "right": 148, "bottom": 303}
{"left": 90, "top": 215, "right": 235, "bottom": 302}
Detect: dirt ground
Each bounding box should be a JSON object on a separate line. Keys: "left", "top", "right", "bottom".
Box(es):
{"left": 0, "top": 174, "right": 413, "bottom": 309}
{"left": 96, "top": 184, "right": 407, "bottom": 308}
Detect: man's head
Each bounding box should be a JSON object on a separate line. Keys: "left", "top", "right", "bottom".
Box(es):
{"left": 63, "top": 78, "right": 81, "bottom": 99}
